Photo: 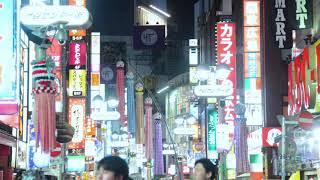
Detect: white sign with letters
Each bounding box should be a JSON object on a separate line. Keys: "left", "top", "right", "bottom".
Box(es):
{"left": 20, "top": 5, "right": 91, "bottom": 30}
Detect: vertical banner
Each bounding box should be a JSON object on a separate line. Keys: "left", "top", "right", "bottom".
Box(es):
{"left": 68, "top": 98, "right": 86, "bottom": 150}
{"left": 207, "top": 109, "right": 218, "bottom": 160}
{"left": 243, "top": 0, "right": 263, "bottom": 126}
{"left": 68, "top": 41, "right": 87, "bottom": 96}
{"left": 69, "top": 42, "right": 87, "bottom": 69}
{"left": 216, "top": 22, "right": 237, "bottom": 124}
{"left": 271, "top": 0, "right": 293, "bottom": 49}
{"left": 288, "top": 0, "right": 313, "bottom": 29}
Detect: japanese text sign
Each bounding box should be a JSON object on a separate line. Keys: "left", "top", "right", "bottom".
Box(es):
{"left": 216, "top": 22, "right": 237, "bottom": 123}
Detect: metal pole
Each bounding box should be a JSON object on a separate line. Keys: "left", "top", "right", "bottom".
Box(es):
{"left": 281, "top": 116, "right": 286, "bottom": 180}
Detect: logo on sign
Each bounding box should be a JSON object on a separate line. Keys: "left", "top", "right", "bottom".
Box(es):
{"left": 141, "top": 29, "right": 158, "bottom": 45}
{"left": 266, "top": 128, "right": 281, "bottom": 146}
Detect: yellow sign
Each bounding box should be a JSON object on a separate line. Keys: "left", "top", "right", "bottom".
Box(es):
{"left": 69, "top": 69, "right": 86, "bottom": 96}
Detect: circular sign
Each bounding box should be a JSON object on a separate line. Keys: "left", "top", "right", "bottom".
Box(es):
{"left": 50, "top": 142, "right": 62, "bottom": 157}
{"left": 266, "top": 128, "right": 281, "bottom": 147}
{"left": 298, "top": 111, "right": 313, "bottom": 130}
{"left": 101, "top": 66, "right": 114, "bottom": 82}
{"left": 141, "top": 29, "right": 158, "bottom": 45}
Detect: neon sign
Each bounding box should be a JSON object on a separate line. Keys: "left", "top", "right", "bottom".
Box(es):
{"left": 216, "top": 22, "right": 236, "bottom": 122}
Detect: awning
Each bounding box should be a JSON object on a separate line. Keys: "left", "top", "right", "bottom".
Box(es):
{"left": 0, "top": 131, "right": 16, "bottom": 147}
{"left": 0, "top": 100, "right": 19, "bottom": 129}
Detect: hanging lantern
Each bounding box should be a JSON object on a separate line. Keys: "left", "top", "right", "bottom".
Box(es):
{"left": 135, "top": 82, "right": 144, "bottom": 144}
{"left": 116, "top": 60, "right": 126, "bottom": 125}
{"left": 32, "top": 47, "right": 57, "bottom": 153}
{"left": 153, "top": 112, "right": 164, "bottom": 176}
{"left": 126, "top": 71, "right": 136, "bottom": 134}
{"left": 144, "top": 97, "right": 153, "bottom": 160}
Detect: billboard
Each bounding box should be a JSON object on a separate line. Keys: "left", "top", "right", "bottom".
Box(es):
{"left": 216, "top": 22, "right": 237, "bottom": 123}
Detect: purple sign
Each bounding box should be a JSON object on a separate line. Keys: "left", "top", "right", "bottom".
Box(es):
{"left": 133, "top": 25, "right": 165, "bottom": 50}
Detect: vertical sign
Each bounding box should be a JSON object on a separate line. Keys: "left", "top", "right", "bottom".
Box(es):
{"left": 243, "top": 0, "right": 263, "bottom": 126}
{"left": 207, "top": 109, "right": 218, "bottom": 160}
{"left": 68, "top": 42, "right": 87, "bottom": 96}
{"left": 0, "top": 0, "right": 16, "bottom": 99}
{"left": 288, "top": 0, "right": 313, "bottom": 29}
{"left": 271, "top": 0, "right": 293, "bottom": 49}
{"left": 68, "top": 98, "right": 86, "bottom": 149}
{"left": 216, "top": 22, "right": 237, "bottom": 124}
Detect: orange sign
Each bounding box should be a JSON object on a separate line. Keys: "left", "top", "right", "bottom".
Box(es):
{"left": 91, "top": 73, "right": 100, "bottom": 87}
{"left": 68, "top": 0, "right": 86, "bottom": 6}
{"left": 69, "top": 29, "right": 86, "bottom": 37}
{"left": 68, "top": 98, "right": 86, "bottom": 149}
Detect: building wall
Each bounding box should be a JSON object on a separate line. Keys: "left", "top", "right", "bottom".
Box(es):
{"left": 90, "top": 1, "right": 134, "bottom": 36}
{"left": 263, "top": 0, "right": 288, "bottom": 127}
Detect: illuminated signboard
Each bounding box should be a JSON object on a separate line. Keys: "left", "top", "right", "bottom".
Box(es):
{"left": 287, "top": 41, "right": 320, "bottom": 115}
{"left": 0, "top": 0, "right": 16, "bottom": 99}
{"left": 271, "top": 0, "right": 292, "bottom": 49}
{"left": 243, "top": 0, "right": 263, "bottom": 126}
{"left": 289, "top": 0, "right": 313, "bottom": 29}
{"left": 216, "top": 22, "right": 237, "bottom": 123}
{"left": 69, "top": 69, "right": 86, "bottom": 96}
{"left": 207, "top": 109, "right": 218, "bottom": 160}
{"left": 69, "top": 42, "right": 87, "bottom": 69}
{"left": 20, "top": 5, "right": 91, "bottom": 30}
{"left": 68, "top": 98, "right": 86, "bottom": 149}
{"left": 194, "top": 84, "right": 233, "bottom": 97}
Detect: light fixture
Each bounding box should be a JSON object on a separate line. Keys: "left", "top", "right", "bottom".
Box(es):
{"left": 216, "top": 63, "right": 231, "bottom": 80}
{"left": 149, "top": 5, "right": 171, "bottom": 17}
{"left": 196, "top": 64, "right": 210, "bottom": 81}
{"left": 157, "top": 85, "right": 169, "bottom": 94}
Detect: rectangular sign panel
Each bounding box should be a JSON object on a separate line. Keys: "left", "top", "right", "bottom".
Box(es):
{"left": 216, "top": 22, "right": 237, "bottom": 123}
{"left": 271, "top": 0, "right": 293, "bottom": 49}
{"left": 207, "top": 109, "right": 218, "bottom": 160}
{"left": 244, "top": 0, "right": 263, "bottom": 126}
{"left": 69, "top": 69, "right": 87, "bottom": 96}
{"left": 68, "top": 98, "right": 86, "bottom": 149}
{"left": 69, "top": 42, "right": 87, "bottom": 69}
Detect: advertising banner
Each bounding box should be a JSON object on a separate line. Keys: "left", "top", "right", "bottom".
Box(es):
{"left": 68, "top": 98, "right": 86, "bottom": 150}
{"left": 243, "top": 0, "right": 263, "bottom": 126}
{"left": 207, "top": 109, "right": 218, "bottom": 160}
{"left": 0, "top": 0, "right": 17, "bottom": 100}
{"left": 288, "top": 0, "right": 313, "bottom": 30}
{"left": 69, "top": 69, "right": 86, "bottom": 96}
{"left": 216, "top": 22, "right": 237, "bottom": 123}
{"left": 69, "top": 42, "right": 87, "bottom": 69}
{"left": 133, "top": 25, "right": 165, "bottom": 49}
{"left": 271, "top": 0, "right": 293, "bottom": 49}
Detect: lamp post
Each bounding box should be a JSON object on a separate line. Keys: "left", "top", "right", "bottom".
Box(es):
{"left": 276, "top": 115, "right": 298, "bottom": 180}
